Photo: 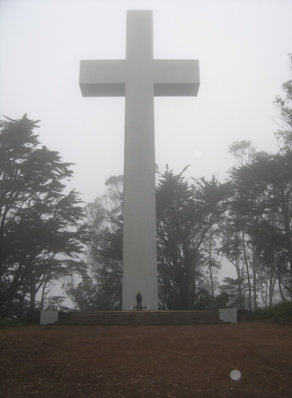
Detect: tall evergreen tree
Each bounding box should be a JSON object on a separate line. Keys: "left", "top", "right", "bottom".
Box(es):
{"left": 233, "top": 152, "right": 292, "bottom": 297}
{"left": 66, "top": 176, "right": 123, "bottom": 310}
{"left": 156, "top": 167, "right": 229, "bottom": 309}
{"left": 0, "top": 115, "right": 86, "bottom": 316}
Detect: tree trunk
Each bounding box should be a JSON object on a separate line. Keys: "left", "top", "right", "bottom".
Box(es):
{"left": 281, "top": 190, "right": 292, "bottom": 276}
{"left": 235, "top": 258, "right": 243, "bottom": 310}
{"left": 252, "top": 251, "right": 257, "bottom": 310}
{"left": 30, "top": 287, "right": 36, "bottom": 312}
{"left": 0, "top": 265, "right": 25, "bottom": 317}
{"left": 242, "top": 231, "right": 252, "bottom": 312}
{"left": 268, "top": 266, "right": 276, "bottom": 307}
{"left": 278, "top": 278, "right": 286, "bottom": 301}
{"left": 209, "top": 265, "right": 214, "bottom": 309}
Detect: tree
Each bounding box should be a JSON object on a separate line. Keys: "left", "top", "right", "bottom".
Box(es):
{"left": 234, "top": 152, "right": 292, "bottom": 297}
{"left": 220, "top": 277, "right": 247, "bottom": 308}
{"left": 66, "top": 176, "right": 123, "bottom": 310}
{"left": 0, "top": 115, "right": 86, "bottom": 317}
{"left": 229, "top": 140, "right": 256, "bottom": 167}
{"left": 220, "top": 59, "right": 292, "bottom": 308}
{"left": 274, "top": 54, "right": 292, "bottom": 152}
{"left": 221, "top": 139, "right": 259, "bottom": 311}
{"left": 219, "top": 223, "right": 246, "bottom": 309}
{"left": 156, "top": 167, "right": 229, "bottom": 309}
{"left": 202, "top": 226, "right": 222, "bottom": 308}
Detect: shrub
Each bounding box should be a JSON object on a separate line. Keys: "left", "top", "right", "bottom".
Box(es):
{"left": 0, "top": 318, "right": 30, "bottom": 328}
{"left": 254, "top": 301, "right": 292, "bottom": 323}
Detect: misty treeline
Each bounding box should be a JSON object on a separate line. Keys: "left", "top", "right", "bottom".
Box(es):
{"left": 1, "top": 57, "right": 292, "bottom": 317}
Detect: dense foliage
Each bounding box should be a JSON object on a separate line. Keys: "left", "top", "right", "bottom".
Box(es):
{"left": 66, "top": 175, "right": 123, "bottom": 310}
{"left": 254, "top": 301, "right": 292, "bottom": 323}
{"left": 156, "top": 167, "right": 229, "bottom": 309}
{"left": 0, "top": 115, "right": 86, "bottom": 317}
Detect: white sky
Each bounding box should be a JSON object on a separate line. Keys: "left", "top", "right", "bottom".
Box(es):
{"left": 1, "top": 0, "right": 291, "bottom": 204}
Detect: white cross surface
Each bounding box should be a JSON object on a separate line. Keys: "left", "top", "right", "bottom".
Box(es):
{"left": 80, "top": 10, "right": 200, "bottom": 311}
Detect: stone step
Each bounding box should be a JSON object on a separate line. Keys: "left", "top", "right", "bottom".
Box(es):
{"left": 58, "top": 310, "right": 219, "bottom": 326}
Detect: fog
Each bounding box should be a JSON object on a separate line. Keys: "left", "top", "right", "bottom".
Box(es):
{"left": 1, "top": 0, "right": 291, "bottom": 202}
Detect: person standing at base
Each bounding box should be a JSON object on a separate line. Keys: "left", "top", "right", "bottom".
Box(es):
{"left": 136, "top": 292, "right": 142, "bottom": 311}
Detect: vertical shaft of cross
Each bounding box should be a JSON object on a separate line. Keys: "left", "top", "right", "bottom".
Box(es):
{"left": 122, "top": 11, "right": 158, "bottom": 310}
{"left": 79, "top": 10, "right": 200, "bottom": 311}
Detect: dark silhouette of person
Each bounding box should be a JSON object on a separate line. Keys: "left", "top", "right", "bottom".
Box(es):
{"left": 136, "top": 292, "right": 142, "bottom": 311}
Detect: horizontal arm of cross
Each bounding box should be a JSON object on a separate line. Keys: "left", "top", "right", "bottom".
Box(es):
{"left": 80, "top": 59, "right": 199, "bottom": 97}
{"left": 153, "top": 60, "right": 199, "bottom": 96}
{"left": 80, "top": 60, "right": 126, "bottom": 97}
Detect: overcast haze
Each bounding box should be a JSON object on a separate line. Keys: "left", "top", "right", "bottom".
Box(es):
{"left": 1, "top": 0, "right": 292, "bottom": 203}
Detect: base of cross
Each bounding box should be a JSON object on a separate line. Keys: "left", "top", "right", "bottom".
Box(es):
{"left": 130, "top": 305, "right": 150, "bottom": 311}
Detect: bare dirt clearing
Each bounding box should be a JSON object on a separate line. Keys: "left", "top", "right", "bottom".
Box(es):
{"left": 1, "top": 321, "right": 291, "bottom": 397}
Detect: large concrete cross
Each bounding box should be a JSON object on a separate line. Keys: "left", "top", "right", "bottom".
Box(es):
{"left": 80, "top": 10, "right": 199, "bottom": 310}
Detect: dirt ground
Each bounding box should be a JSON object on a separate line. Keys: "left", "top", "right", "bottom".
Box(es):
{"left": 0, "top": 321, "right": 292, "bottom": 398}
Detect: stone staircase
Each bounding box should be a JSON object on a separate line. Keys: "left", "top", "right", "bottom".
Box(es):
{"left": 58, "top": 310, "right": 219, "bottom": 326}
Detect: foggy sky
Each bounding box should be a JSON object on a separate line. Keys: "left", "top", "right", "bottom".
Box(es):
{"left": 1, "top": 0, "right": 292, "bottom": 203}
